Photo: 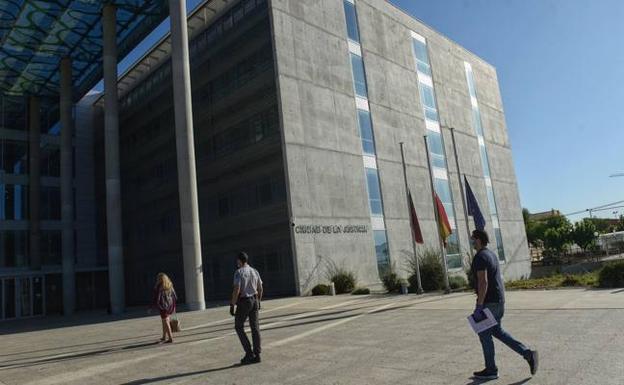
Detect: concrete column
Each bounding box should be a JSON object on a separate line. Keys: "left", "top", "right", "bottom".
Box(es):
{"left": 29, "top": 95, "right": 41, "bottom": 269}
{"left": 169, "top": 0, "right": 205, "bottom": 310}
{"left": 60, "top": 57, "right": 75, "bottom": 315}
{"left": 102, "top": 4, "right": 125, "bottom": 315}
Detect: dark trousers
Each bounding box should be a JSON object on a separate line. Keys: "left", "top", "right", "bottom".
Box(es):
{"left": 235, "top": 296, "right": 261, "bottom": 356}
{"left": 479, "top": 302, "right": 530, "bottom": 371}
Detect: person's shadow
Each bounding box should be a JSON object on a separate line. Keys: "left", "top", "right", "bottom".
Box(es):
{"left": 465, "top": 377, "right": 531, "bottom": 385}
{"left": 121, "top": 364, "right": 239, "bottom": 384}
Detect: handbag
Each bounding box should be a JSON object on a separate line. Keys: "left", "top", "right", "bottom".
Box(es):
{"left": 170, "top": 313, "right": 181, "bottom": 333}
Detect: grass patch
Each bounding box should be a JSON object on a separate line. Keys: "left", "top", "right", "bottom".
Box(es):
{"left": 506, "top": 272, "right": 598, "bottom": 290}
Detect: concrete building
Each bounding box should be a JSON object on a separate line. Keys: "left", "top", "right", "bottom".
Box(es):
{"left": 1, "top": 0, "right": 530, "bottom": 319}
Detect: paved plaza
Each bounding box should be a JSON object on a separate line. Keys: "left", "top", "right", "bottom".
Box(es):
{"left": 1, "top": 289, "right": 623, "bottom": 385}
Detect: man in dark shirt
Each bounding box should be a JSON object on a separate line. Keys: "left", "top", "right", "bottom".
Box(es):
{"left": 470, "top": 229, "right": 538, "bottom": 380}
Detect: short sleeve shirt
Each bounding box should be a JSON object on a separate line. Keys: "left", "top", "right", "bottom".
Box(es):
{"left": 471, "top": 248, "right": 505, "bottom": 303}
{"left": 233, "top": 265, "right": 263, "bottom": 298}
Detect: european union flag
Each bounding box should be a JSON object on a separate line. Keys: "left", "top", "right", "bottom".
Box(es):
{"left": 465, "top": 176, "right": 486, "bottom": 231}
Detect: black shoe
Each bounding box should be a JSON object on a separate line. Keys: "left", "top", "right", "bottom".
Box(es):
{"left": 251, "top": 354, "right": 261, "bottom": 364}
{"left": 473, "top": 368, "right": 499, "bottom": 380}
{"left": 240, "top": 354, "right": 254, "bottom": 365}
{"left": 526, "top": 350, "right": 539, "bottom": 375}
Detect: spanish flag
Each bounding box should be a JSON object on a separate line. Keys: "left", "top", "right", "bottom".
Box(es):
{"left": 434, "top": 192, "right": 453, "bottom": 242}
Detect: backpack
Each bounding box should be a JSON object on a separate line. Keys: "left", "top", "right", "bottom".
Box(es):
{"left": 157, "top": 288, "right": 176, "bottom": 312}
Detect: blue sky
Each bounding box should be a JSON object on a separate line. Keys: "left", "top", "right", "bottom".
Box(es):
{"left": 104, "top": 0, "right": 624, "bottom": 222}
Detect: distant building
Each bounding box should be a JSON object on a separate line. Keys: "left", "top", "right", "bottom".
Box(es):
{"left": 529, "top": 209, "right": 562, "bottom": 222}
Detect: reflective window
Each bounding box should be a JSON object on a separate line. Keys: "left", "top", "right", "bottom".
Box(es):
{"left": 466, "top": 68, "right": 477, "bottom": 98}
{"left": 472, "top": 109, "right": 484, "bottom": 136}
{"left": 480, "top": 145, "right": 490, "bottom": 177}
{"left": 486, "top": 185, "right": 497, "bottom": 214}
{"left": 41, "top": 186, "right": 61, "bottom": 220}
{"left": 41, "top": 230, "right": 61, "bottom": 265}
{"left": 0, "top": 230, "right": 28, "bottom": 268}
{"left": 495, "top": 227, "right": 505, "bottom": 261}
{"left": 446, "top": 233, "right": 462, "bottom": 268}
{"left": 41, "top": 146, "right": 60, "bottom": 177}
{"left": 1, "top": 140, "right": 28, "bottom": 174}
{"left": 427, "top": 130, "right": 446, "bottom": 169}
{"left": 374, "top": 230, "right": 390, "bottom": 270}
{"left": 357, "top": 110, "right": 375, "bottom": 155}
{"left": 419, "top": 84, "right": 436, "bottom": 110}
{"left": 0, "top": 184, "right": 27, "bottom": 220}
{"left": 343, "top": 0, "right": 360, "bottom": 43}
{"left": 350, "top": 54, "right": 368, "bottom": 98}
{"left": 412, "top": 39, "right": 431, "bottom": 76}
{"left": 365, "top": 168, "right": 383, "bottom": 215}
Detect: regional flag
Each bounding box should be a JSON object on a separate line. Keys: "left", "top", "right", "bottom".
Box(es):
{"left": 407, "top": 189, "right": 424, "bottom": 244}
{"left": 434, "top": 192, "right": 453, "bottom": 241}
{"left": 464, "top": 176, "right": 486, "bottom": 231}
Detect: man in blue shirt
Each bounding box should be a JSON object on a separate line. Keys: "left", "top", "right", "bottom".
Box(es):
{"left": 470, "top": 229, "right": 538, "bottom": 380}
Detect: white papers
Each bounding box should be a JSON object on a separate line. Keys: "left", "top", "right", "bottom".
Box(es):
{"left": 467, "top": 308, "right": 498, "bottom": 334}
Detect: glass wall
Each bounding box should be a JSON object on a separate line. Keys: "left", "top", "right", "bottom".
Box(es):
{"left": 411, "top": 33, "right": 461, "bottom": 268}
{"left": 0, "top": 184, "right": 28, "bottom": 220}
{"left": 0, "top": 139, "right": 28, "bottom": 174}
{"left": 342, "top": 0, "right": 390, "bottom": 271}
{"left": 0, "top": 230, "right": 28, "bottom": 268}
{"left": 464, "top": 62, "right": 505, "bottom": 261}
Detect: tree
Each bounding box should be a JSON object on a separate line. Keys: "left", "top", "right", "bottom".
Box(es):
{"left": 617, "top": 215, "right": 624, "bottom": 232}
{"left": 522, "top": 208, "right": 530, "bottom": 225}
{"left": 572, "top": 219, "right": 597, "bottom": 251}
{"left": 526, "top": 220, "right": 546, "bottom": 247}
{"left": 542, "top": 215, "right": 573, "bottom": 254}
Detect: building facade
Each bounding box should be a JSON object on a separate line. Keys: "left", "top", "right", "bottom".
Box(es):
{"left": 1, "top": 0, "right": 530, "bottom": 318}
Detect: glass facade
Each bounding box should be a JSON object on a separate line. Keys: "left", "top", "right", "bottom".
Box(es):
{"left": 465, "top": 62, "right": 505, "bottom": 261}
{"left": 0, "top": 139, "right": 28, "bottom": 174}
{"left": 343, "top": 0, "right": 360, "bottom": 43}
{"left": 0, "top": 184, "right": 27, "bottom": 220}
{"left": 0, "top": 230, "right": 28, "bottom": 268}
{"left": 411, "top": 33, "right": 461, "bottom": 268}
{"left": 343, "top": 0, "right": 390, "bottom": 271}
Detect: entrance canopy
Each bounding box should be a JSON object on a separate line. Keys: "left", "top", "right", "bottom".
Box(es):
{"left": 0, "top": 0, "right": 169, "bottom": 100}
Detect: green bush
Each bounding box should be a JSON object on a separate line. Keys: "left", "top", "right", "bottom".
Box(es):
{"left": 351, "top": 287, "right": 370, "bottom": 295}
{"left": 405, "top": 248, "right": 446, "bottom": 292}
{"left": 311, "top": 284, "right": 330, "bottom": 296}
{"left": 324, "top": 259, "right": 357, "bottom": 294}
{"left": 331, "top": 272, "right": 356, "bottom": 294}
{"left": 418, "top": 249, "right": 445, "bottom": 291}
{"left": 449, "top": 275, "right": 468, "bottom": 290}
{"left": 599, "top": 262, "right": 624, "bottom": 288}
{"left": 381, "top": 271, "right": 401, "bottom": 293}
{"left": 561, "top": 275, "right": 580, "bottom": 287}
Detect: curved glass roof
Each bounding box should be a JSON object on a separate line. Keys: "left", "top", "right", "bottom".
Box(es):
{"left": 0, "top": 0, "right": 169, "bottom": 100}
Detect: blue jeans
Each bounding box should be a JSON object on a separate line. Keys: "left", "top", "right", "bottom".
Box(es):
{"left": 478, "top": 302, "right": 530, "bottom": 371}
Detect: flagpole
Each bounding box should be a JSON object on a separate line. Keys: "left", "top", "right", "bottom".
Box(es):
{"left": 423, "top": 135, "right": 451, "bottom": 294}
{"left": 449, "top": 127, "right": 474, "bottom": 256}
{"left": 399, "top": 142, "right": 423, "bottom": 294}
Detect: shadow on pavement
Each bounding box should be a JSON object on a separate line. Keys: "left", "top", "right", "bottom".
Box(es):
{"left": 611, "top": 289, "right": 624, "bottom": 294}
{"left": 120, "top": 364, "right": 240, "bottom": 384}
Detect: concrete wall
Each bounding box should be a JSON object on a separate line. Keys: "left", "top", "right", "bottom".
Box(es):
{"left": 270, "top": 0, "right": 530, "bottom": 289}
{"left": 270, "top": 0, "right": 382, "bottom": 293}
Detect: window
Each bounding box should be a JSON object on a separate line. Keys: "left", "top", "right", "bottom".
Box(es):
{"left": 466, "top": 68, "right": 477, "bottom": 98}
{"left": 434, "top": 178, "right": 455, "bottom": 223}
{"left": 412, "top": 39, "right": 431, "bottom": 76}
{"left": 494, "top": 228, "right": 505, "bottom": 261}
{"left": 41, "top": 230, "right": 61, "bottom": 265}
{"left": 472, "top": 109, "right": 484, "bottom": 136}
{"left": 365, "top": 168, "right": 383, "bottom": 215}
{"left": 0, "top": 184, "right": 27, "bottom": 220}
{"left": 1, "top": 140, "right": 28, "bottom": 174}
{"left": 357, "top": 110, "right": 375, "bottom": 155}
{"left": 480, "top": 145, "right": 490, "bottom": 177}
{"left": 446, "top": 233, "right": 462, "bottom": 269}
{"left": 374, "top": 230, "right": 390, "bottom": 270}
{"left": 41, "top": 186, "right": 61, "bottom": 220}
{"left": 427, "top": 130, "right": 446, "bottom": 169}
{"left": 486, "top": 185, "right": 497, "bottom": 215}
{"left": 343, "top": 0, "right": 360, "bottom": 43}
{"left": 350, "top": 53, "right": 368, "bottom": 98}
{"left": 419, "top": 84, "right": 436, "bottom": 110}
{"left": 0, "top": 230, "right": 28, "bottom": 267}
